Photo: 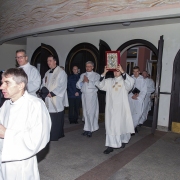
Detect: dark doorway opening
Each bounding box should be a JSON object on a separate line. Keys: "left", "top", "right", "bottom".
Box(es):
{"left": 65, "top": 43, "right": 106, "bottom": 114}
{"left": 31, "top": 43, "right": 59, "bottom": 79}
{"left": 169, "top": 49, "right": 180, "bottom": 133}
{"left": 65, "top": 43, "right": 99, "bottom": 75}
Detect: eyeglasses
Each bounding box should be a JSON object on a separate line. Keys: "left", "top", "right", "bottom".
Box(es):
{"left": 15, "top": 56, "right": 26, "bottom": 60}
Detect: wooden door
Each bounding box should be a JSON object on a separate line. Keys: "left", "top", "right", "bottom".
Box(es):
{"left": 151, "top": 36, "right": 164, "bottom": 134}
{"left": 169, "top": 49, "right": 180, "bottom": 133}
{"left": 98, "top": 40, "right": 111, "bottom": 113}
{"left": 99, "top": 40, "right": 113, "bottom": 78}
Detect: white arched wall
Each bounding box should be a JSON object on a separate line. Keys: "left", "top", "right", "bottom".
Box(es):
{"left": 26, "top": 22, "right": 180, "bottom": 131}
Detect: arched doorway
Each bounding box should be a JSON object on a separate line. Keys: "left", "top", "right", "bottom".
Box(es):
{"left": 31, "top": 43, "right": 59, "bottom": 78}
{"left": 65, "top": 43, "right": 99, "bottom": 75}
{"left": 120, "top": 46, "right": 157, "bottom": 128}
{"left": 169, "top": 49, "right": 180, "bottom": 133}
{"left": 117, "top": 37, "right": 164, "bottom": 133}
{"left": 100, "top": 37, "right": 163, "bottom": 132}
{"left": 65, "top": 43, "right": 107, "bottom": 113}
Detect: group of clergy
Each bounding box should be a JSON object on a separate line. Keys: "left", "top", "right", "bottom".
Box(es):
{"left": 75, "top": 62, "right": 155, "bottom": 154}
{"left": 8, "top": 50, "right": 155, "bottom": 152}
{"left": 0, "top": 48, "right": 155, "bottom": 179}
{"left": 0, "top": 49, "right": 69, "bottom": 179}
{"left": 0, "top": 49, "right": 51, "bottom": 179}
{"left": 128, "top": 66, "right": 155, "bottom": 133}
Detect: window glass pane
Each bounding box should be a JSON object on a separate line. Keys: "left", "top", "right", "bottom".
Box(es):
{"left": 127, "top": 49, "right": 137, "bottom": 58}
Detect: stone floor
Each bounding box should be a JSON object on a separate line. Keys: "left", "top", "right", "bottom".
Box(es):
{"left": 38, "top": 115, "right": 180, "bottom": 180}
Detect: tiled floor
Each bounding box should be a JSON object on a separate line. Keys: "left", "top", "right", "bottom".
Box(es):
{"left": 38, "top": 115, "right": 180, "bottom": 180}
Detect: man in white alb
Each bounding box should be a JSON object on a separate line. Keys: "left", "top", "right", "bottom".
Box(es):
{"left": 0, "top": 68, "right": 51, "bottom": 180}
{"left": 76, "top": 61, "right": 100, "bottom": 137}
{"left": 41, "top": 55, "right": 68, "bottom": 141}
{"left": 16, "top": 49, "right": 41, "bottom": 96}
{"left": 128, "top": 66, "right": 147, "bottom": 132}
{"left": 139, "top": 70, "right": 155, "bottom": 125}
{"left": 97, "top": 65, "right": 135, "bottom": 154}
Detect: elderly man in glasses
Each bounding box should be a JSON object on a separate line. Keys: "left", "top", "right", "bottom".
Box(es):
{"left": 16, "top": 49, "right": 41, "bottom": 96}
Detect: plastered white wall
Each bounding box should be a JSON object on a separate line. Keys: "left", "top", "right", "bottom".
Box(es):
{"left": 158, "top": 94, "right": 171, "bottom": 127}
{"left": 26, "top": 22, "right": 180, "bottom": 128}
{"left": 0, "top": 44, "right": 26, "bottom": 70}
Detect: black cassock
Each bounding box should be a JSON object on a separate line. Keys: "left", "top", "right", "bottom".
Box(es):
{"left": 50, "top": 111, "right": 64, "bottom": 141}
{"left": 40, "top": 86, "right": 64, "bottom": 141}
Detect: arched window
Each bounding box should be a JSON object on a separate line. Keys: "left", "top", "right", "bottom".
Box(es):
{"left": 65, "top": 43, "right": 99, "bottom": 75}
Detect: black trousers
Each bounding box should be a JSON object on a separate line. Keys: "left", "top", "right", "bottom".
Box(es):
{"left": 68, "top": 98, "right": 81, "bottom": 123}
{"left": 50, "top": 111, "right": 64, "bottom": 141}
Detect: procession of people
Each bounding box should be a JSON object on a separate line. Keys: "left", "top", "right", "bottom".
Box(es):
{"left": 0, "top": 49, "right": 155, "bottom": 179}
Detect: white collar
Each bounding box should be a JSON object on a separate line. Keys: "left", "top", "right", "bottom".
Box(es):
{"left": 20, "top": 62, "right": 30, "bottom": 68}
{"left": 10, "top": 91, "right": 27, "bottom": 105}
{"left": 86, "top": 71, "right": 93, "bottom": 74}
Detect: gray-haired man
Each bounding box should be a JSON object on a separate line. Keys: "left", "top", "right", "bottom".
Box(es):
{"left": 0, "top": 68, "right": 51, "bottom": 179}
{"left": 16, "top": 49, "right": 41, "bottom": 96}
{"left": 76, "top": 61, "right": 100, "bottom": 137}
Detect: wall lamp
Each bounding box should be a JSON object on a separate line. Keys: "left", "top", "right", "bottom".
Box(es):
{"left": 122, "top": 22, "right": 131, "bottom": 26}
{"left": 68, "top": 28, "right": 75, "bottom": 32}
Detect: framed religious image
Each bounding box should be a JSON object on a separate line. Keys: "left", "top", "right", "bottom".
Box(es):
{"left": 105, "top": 51, "right": 120, "bottom": 71}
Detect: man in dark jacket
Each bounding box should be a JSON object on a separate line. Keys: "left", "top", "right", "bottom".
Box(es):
{"left": 67, "top": 66, "right": 81, "bottom": 124}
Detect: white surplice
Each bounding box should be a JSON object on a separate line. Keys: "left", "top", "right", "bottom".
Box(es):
{"left": 97, "top": 74, "right": 135, "bottom": 148}
{"left": 63, "top": 91, "right": 69, "bottom": 107}
{"left": 76, "top": 71, "right": 100, "bottom": 132}
{"left": 139, "top": 78, "right": 155, "bottom": 124}
{"left": 42, "top": 66, "right": 68, "bottom": 113}
{"left": 20, "top": 62, "right": 41, "bottom": 96}
{"left": 0, "top": 91, "right": 51, "bottom": 180}
{"left": 128, "top": 75, "right": 147, "bottom": 127}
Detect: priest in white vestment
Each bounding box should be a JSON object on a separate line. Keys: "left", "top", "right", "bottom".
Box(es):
{"left": 41, "top": 55, "right": 68, "bottom": 141}
{"left": 76, "top": 61, "right": 100, "bottom": 137}
{"left": 16, "top": 49, "right": 41, "bottom": 96}
{"left": 97, "top": 65, "right": 135, "bottom": 154}
{"left": 0, "top": 68, "right": 51, "bottom": 180}
{"left": 139, "top": 71, "right": 155, "bottom": 125}
{"left": 128, "top": 66, "right": 147, "bottom": 131}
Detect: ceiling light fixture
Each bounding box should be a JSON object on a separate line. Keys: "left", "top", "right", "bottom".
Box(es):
{"left": 122, "top": 22, "right": 131, "bottom": 26}
{"left": 68, "top": 28, "right": 75, "bottom": 32}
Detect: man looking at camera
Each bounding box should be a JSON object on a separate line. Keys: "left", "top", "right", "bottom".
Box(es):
{"left": 16, "top": 49, "right": 41, "bottom": 96}
{"left": 0, "top": 68, "right": 51, "bottom": 180}
{"left": 128, "top": 66, "right": 147, "bottom": 132}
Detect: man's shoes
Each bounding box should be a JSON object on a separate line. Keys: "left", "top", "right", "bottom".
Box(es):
{"left": 103, "top": 147, "right": 113, "bottom": 154}
{"left": 74, "top": 121, "right": 78, "bottom": 124}
{"left": 135, "top": 127, "right": 138, "bottom": 133}
{"left": 87, "top": 131, "right": 92, "bottom": 137}
{"left": 121, "top": 143, "right": 126, "bottom": 148}
{"left": 82, "top": 131, "right": 88, "bottom": 136}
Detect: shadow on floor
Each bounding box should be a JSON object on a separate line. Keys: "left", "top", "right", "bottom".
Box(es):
{"left": 37, "top": 142, "right": 50, "bottom": 163}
